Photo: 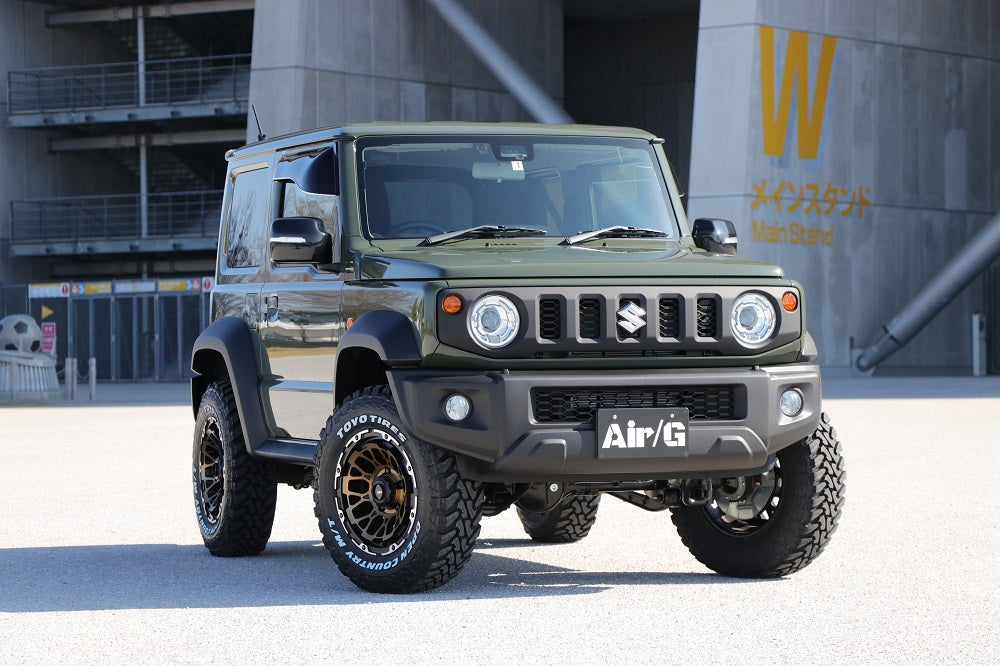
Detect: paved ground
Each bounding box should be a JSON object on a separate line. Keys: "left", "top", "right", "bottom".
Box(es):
{"left": 1, "top": 377, "right": 998, "bottom": 663}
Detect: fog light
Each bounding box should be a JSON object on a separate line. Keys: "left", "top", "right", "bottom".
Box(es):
{"left": 779, "top": 388, "right": 804, "bottom": 417}
{"left": 444, "top": 394, "right": 472, "bottom": 422}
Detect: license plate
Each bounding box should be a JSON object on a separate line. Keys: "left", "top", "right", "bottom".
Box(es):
{"left": 595, "top": 408, "right": 690, "bottom": 458}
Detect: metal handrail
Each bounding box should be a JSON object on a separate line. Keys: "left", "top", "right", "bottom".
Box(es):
{"left": 7, "top": 54, "right": 250, "bottom": 114}
{"left": 9, "top": 190, "right": 223, "bottom": 243}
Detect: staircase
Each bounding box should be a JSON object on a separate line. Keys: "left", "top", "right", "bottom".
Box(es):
{"left": 102, "top": 16, "right": 198, "bottom": 61}
{"left": 110, "top": 147, "right": 214, "bottom": 193}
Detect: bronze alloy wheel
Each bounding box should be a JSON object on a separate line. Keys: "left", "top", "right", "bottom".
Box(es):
{"left": 196, "top": 415, "right": 225, "bottom": 528}
{"left": 191, "top": 380, "right": 277, "bottom": 557}
{"left": 314, "top": 386, "right": 484, "bottom": 593}
{"left": 335, "top": 433, "right": 417, "bottom": 556}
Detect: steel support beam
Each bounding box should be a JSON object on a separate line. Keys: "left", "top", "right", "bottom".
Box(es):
{"left": 47, "top": 0, "right": 254, "bottom": 26}
{"left": 139, "top": 138, "right": 149, "bottom": 239}
{"left": 856, "top": 209, "right": 1000, "bottom": 371}
{"left": 9, "top": 238, "right": 219, "bottom": 258}
{"left": 137, "top": 14, "right": 147, "bottom": 106}
{"left": 424, "top": 0, "right": 572, "bottom": 124}
{"left": 50, "top": 129, "right": 247, "bottom": 152}
{"left": 7, "top": 101, "right": 249, "bottom": 128}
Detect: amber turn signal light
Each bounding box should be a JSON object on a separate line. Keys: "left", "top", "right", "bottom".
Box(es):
{"left": 442, "top": 294, "right": 463, "bottom": 315}
{"left": 782, "top": 291, "right": 798, "bottom": 312}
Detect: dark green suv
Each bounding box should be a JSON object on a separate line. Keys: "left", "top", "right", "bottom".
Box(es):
{"left": 190, "top": 122, "right": 844, "bottom": 593}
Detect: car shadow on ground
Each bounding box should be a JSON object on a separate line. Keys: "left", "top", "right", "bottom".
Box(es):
{"left": 0, "top": 540, "right": 746, "bottom": 612}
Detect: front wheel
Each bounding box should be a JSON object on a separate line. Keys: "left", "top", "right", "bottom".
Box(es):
{"left": 313, "top": 386, "right": 483, "bottom": 593}
{"left": 670, "top": 412, "right": 845, "bottom": 577}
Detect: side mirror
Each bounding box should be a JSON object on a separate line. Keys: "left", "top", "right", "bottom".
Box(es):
{"left": 270, "top": 217, "right": 335, "bottom": 267}
{"left": 692, "top": 218, "right": 738, "bottom": 255}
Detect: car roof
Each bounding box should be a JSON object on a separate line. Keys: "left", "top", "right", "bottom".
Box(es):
{"left": 226, "top": 122, "right": 659, "bottom": 160}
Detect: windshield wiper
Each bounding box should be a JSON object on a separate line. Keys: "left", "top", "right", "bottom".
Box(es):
{"left": 560, "top": 225, "right": 668, "bottom": 246}
{"left": 419, "top": 225, "right": 546, "bottom": 246}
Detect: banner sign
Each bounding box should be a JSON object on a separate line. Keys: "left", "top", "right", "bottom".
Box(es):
{"left": 41, "top": 322, "right": 57, "bottom": 354}
{"left": 28, "top": 282, "right": 70, "bottom": 299}
{"left": 113, "top": 279, "right": 158, "bottom": 294}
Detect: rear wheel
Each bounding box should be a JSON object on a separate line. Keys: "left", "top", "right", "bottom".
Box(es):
{"left": 313, "top": 386, "right": 483, "bottom": 593}
{"left": 192, "top": 380, "right": 277, "bottom": 556}
{"left": 517, "top": 494, "right": 601, "bottom": 543}
{"left": 670, "top": 413, "right": 845, "bottom": 577}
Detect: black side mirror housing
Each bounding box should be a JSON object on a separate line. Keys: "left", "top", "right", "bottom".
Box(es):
{"left": 270, "top": 216, "right": 336, "bottom": 267}
{"left": 692, "top": 218, "right": 738, "bottom": 255}
{"left": 274, "top": 146, "right": 338, "bottom": 195}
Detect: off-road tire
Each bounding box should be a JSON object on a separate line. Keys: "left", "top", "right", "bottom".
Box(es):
{"left": 192, "top": 380, "right": 277, "bottom": 556}
{"left": 517, "top": 494, "right": 601, "bottom": 543}
{"left": 313, "top": 386, "right": 483, "bottom": 593}
{"left": 670, "top": 412, "right": 845, "bottom": 577}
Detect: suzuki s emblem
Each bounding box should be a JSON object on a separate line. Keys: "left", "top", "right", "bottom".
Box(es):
{"left": 617, "top": 302, "right": 646, "bottom": 334}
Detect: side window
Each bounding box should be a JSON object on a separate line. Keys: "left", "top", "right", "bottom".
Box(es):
{"left": 224, "top": 165, "right": 270, "bottom": 268}
{"left": 281, "top": 181, "right": 338, "bottom": 229}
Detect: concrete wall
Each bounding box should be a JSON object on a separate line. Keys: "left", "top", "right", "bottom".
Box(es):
{"left": 565, "top": 14, "right": 698, "bottom": 193}
{"left": 247, "top": 0, "right": 564, "bottom": 140}
{"left": 0, "top": 1, "right": 135, "bottom": 283}
{"left": 688, "top": 0, "right": 1000, "bottom": 371}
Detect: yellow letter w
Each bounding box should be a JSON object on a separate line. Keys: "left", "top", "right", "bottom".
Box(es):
{"left": 760, "top": 26, "right": 837, "bottom": 159}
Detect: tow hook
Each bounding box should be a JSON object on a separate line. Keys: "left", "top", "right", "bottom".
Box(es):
{"left": 681, "top": 479, "right": 713, "bottom": 506}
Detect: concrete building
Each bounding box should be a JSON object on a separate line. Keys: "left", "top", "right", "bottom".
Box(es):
{"left": 1, "top": 0, "right": 997, "bottom": 379}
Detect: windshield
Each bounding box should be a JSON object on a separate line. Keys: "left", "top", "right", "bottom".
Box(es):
{"left": 357, "top": 135, "right": 679, "bottom": 241}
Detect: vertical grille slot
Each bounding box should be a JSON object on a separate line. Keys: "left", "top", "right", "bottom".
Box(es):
{"left": 538, "top": 298, "right": 562, "bottom": 340}
{"left": 578, "top": 298, "right": 601, "bottom": 339}
{"left": 697, "top": 298, "right": 717, "bottom": 337}
{"left": 658, "top": 297, "right": 680, "bottom": 338}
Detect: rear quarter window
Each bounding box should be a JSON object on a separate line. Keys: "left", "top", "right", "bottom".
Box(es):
{"left": 224, "top": 163, "right": 270, "bottom": 269}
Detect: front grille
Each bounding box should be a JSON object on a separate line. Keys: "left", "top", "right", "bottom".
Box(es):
{"left": 438, "top": 286, "right": 800, "bottom": 358}
{"left": 578, "top": 298, "right": 601, "bottom": 339}
{"left": 539, "top": 298, "right": 561, "bottom": 340}
{"left": 697, "top": 298, "right": 718, "bottom": 337}
{"left": 532, "top": 386, "right": 738, "bottom": 423}
{"left": 658, "top": 298, "right": 680, "bottom": 338}
{"left": 534, "top": 350, "right": 685, "bottom": 359}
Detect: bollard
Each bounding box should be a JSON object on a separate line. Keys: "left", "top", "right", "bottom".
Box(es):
{"left": 67, "top": 356, "right": 77, "bottom": 400}
{"left": 971, "top": 313, "right": 986, "bottom": 377}
{"left": 89, "top": 357, "right": 97, "bottom": 400}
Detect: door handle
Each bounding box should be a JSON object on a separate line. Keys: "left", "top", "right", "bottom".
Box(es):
{"left": 265, "top": 295, "right": 279, "bottom": 323}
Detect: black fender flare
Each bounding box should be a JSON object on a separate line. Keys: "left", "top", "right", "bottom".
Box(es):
{"left": 190, "top": 316, "right": 268, "bottom": 454}
{"left": 334, "top": 310, "right": 423, "bottom": 404}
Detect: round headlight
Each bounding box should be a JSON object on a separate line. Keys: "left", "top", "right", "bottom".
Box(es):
{"left": 730, "top": 292, "right": 776, "bottom": 347}
{"left": 468, "top": 295, "right": 520, "bottom": 349}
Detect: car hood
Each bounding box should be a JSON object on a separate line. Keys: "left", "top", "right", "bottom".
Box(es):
{"left": 355, "top": 241, "right": 785, "bottom": 281}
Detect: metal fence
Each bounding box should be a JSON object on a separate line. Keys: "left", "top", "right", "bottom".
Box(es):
{"left": 10, "top": 190, "right": 222, "bottom": 243}
{"left": 0, "top": 282, "right": 210, "bottom": 382}
{"left": 6, "top": 53, "right": 250, "bottom": 114}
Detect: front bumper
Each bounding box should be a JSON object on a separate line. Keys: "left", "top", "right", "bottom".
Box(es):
{"left": 387, "top": 364, "right": 821, "bottom": 482}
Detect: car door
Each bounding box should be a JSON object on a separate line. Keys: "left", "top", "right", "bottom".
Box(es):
{"left": 214, "top": 158, "right": 272, "bottom": 382}
{"left": 258, "top": 145, "right": 345, "bottom": 440}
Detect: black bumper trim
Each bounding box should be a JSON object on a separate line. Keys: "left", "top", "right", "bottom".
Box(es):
{"left": 387, "top": 365, "right": 821, "bottom": 482}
